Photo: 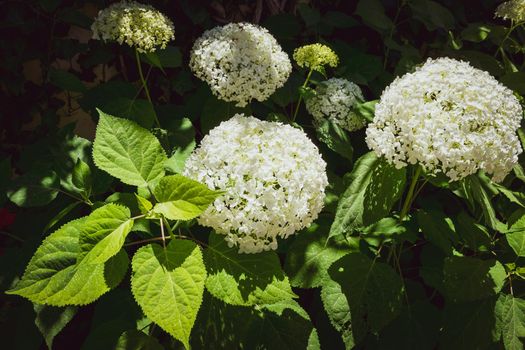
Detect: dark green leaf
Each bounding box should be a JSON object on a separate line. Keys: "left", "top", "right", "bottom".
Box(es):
{"left": 285, "top": 220, "right": 354, "bottom": 288}
{"left": 501, "top": 72, "right": 525, "bottom": 95}
{"left": 440, "top": 297, "right": 499, "bottom": 349}
{"left": 142, "top": 46, "right": 182, "bottom": 69}
{"left": 315, "top": 119, "right": 354, "bottom": 161}
{"left": 49, "top": 68, "right": 86, "bottom": 92}
{"left": 443, "top": 256, "right": 506, "bottom": 302}
{"left": 409, "top": 0, "right": 455, "bottom": 30}
{"left": 72, "top": 158, "right": 92, "bottom": 198}
{"left": 329, "top": 253, "right": 404, "bottom": 343}
{"left": 330, "top": 152, "right": 406, "bottom": 238}
{"left": 34, "top": 304, "right": 77, "bottom": 349}
{"left": 8, "top": 170, "right": 60, "bottom": 207}
{"left": 495, "top": 294, "right": 525, "bottom": 350}
{"left": 114, "top": 330, "right": 163, "bottom": 350}
{"left": 355, "top": 0, "right": 393, "bottom": 32}
{"left": 417, "top": 210, "right": 457, "bottom": 255}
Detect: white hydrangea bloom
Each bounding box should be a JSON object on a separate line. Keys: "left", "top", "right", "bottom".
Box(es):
{"left": 306, "top": 78, "right": 366, "bottom": 132}
{"left": 366, "top": 57, "right": 523, "bottom": 182}
{"left": 91, "top": 1, "right": 175, "bottom": 53}
{"left": 189, "top": 23, "right": 292, "bottom": 107}
{"left": 183, "top": 114, "right": 328, "bottom": 253}
{"left": 495, "top": 0, "right": 525, "bottom": 22}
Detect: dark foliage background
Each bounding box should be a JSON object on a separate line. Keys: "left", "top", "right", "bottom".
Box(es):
{"left": 1, "top": 0, "right": 524, "bottom": 349}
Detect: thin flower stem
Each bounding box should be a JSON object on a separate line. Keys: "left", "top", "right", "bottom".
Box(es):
{"left": 399, "top": 166, "right": 422, "bottom": 221}
{"left": 0, "top": 230, "right": 24, "bottom": 242}
{"left": 159, "top": 218, "right": 166, "bottom": 248}
{"left": 494, "top": 21, "right": 523, "bottom": 57}
{"left": 135, "top": 49, "right": 161, "bottom": 128}
{"left": 292, "top": 68, "right": 313, "bottom": 122}
{"left": 383, "top": 0, "right": 405, "bottom": 69}
{"left": 123, "top": 234, "right": 199, "bottom": 247}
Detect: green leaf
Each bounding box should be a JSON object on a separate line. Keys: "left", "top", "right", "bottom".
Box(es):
{"left": 285, "top": 220, "right": 354, "bottom": 288}
{"left": 322, "top": 11, "right": 358, "bottom": 28}
{"left": 354, "top": 100, "right": 377, "bottom": 122}
{"left": 164, "top": 117, "right": 196, "bottom": 174}
{"left": 328, "top": 253, "right": 404, "bottom": 343}
{"left": 135, "top": 194, "right": 153, "bottom": 214}
{"left": 315, "top": 119, "right": 354, "bottom": 161}
{"left": 409, "top": 0, "right": 455, "bottom": 30}
{"left": 443, "top": 256, "right": 506, "bottom": 302}
{"left": 461, "top": 173, "right": 505, "bottom": 231}
{"left": 298, "top": 4, "right": 321, "bottom": 27}
{"left": 320, "top": 279, "right": 354, "bottom": 349}
{"left": 441, "top": 297, "right": 499, "bottom": 349}
{"left": 376, "top": 301, "right": 441, "bottom": 350}
{"left": 142, "top": 46, "right": 182, "bottom": 69}
{"left": 49, "top": 68, "right": 86, "bottom": 92}
{"left": 192, "top": 292, "right": 318, "bottom": 349}
{"left": 454, "top": 211, "right": 492, "bottom": 252}
{"left": 81, "top": 289, "right": 143, "bottom": 350}
{"left": 495, "top": 294, "right": 525, "bottom": 350}
{"left": 100, "top": 98, "right": 156, "bottom": 129}
{"left": 6, "top": 218, "right": 129, "bottom": 306}
{"left": 417, "top": 210, "right": 457, "bottom": 255}
{"left": 497, "top": 184, "right": 525, "bottom": 208}
{"left": 93, "top": 110, "right": 167, "bottom": 187}
{"left": 114, "top": 330, "right": 163, "bottom": 350}
{"left": 43, "top": 201, "right": 81, "bottom": 233}
{"left": 79, "top": 204, "right": 134, "bottom": 265}
{"left": 34, "top": 304, "right": 78, "bottom": 349}
{"left": 461, "top": 23, "right": 491, "bottom": 42}
{"left": 131, "top": 240, "right": 206, "bottom": 349}
{"left": 501, "top": 72, "right": 525, "bottom": 95}
{"left": 329, "top": 152, "right": 406, "bottom": 238}
{"left": 72, "top": 158, "right": 92, "bottom": 197}
{"left": 7, "top": 169, "right": 60, "bottom": 207}
{"left": 203, "top": 232, "right": 296, "bottom": 306}
{"left": 507, "top": 214, "right": 525, "bottom": 257}
{"left": 355, "top": 0, "right": 393, "bottom": 32}
{"left": 152, "top": 174, "right": 220, "bottom": 220}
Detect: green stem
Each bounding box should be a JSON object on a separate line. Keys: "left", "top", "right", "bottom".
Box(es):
{"left": 383, "top": 0, "right": 405, "bottom": 69}
{"left": 292, "top": 68, "right": 314, "bottom": 122}
{"left": 135, "top": 49, "right": 161, "bottom": 128}
{"left": 494, "top": 21, "right": 523, "bottom": 57}
{"left": 159, "top": 218, "right": 166, "bottom": 248}
{"left": 399, "top": 166, "right": 422, "bottom": 221}
{"left": 0, "top": 230, "right": 24, "bottom": 242}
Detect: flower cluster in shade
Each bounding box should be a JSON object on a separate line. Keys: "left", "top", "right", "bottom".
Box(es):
{"left": 306, "top": 78, "right": 366, "bottom": 132}
{"left": 495, "top": 0, "right": 525, "bottom": 22}
{"left": 365, "top": 57, "right": 523, "bottom": 182}
{"left": 91, "top": 0, "right": 174, "bottom": 53}
{"left": 293, "top": 44, "right": 339, "bottom": 73}
{"left": 183, "top": 114, "right": 328, "bottom": 254}
{"left": 189, "top": 23, "right": 292, "bottom": 107}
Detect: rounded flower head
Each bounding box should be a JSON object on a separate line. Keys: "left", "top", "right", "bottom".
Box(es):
{"left": 366, "top": 57, "right": 523, "bottom": 182}
{"left": 183, "top": 114, "right": 328, "bottom": 254}
{"left": 495, "top": 0, "right": 525, "bottom": 22}
{"left": 189, "top": 23, "right": 292, "bottom": 107}
{"left": 306, "top": 78, "right": 365, "bottom": 132}
{"left": 293, "top": 44, "right": 339, "bottom": 72}
{"left": 91, "top": 1, "right": 174, "bottom": 53}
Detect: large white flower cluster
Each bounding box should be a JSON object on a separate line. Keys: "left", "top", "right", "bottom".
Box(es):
{"left": 306, "top": 78, "right": 365, "bottom": 132}
{"left": 366, "top": 57, "right": 523, "bottom": 182}
{"left": 183, "top": 114, "right": 328, "bottom": 253}
{"left": 91, "top": 1, "right": 175, "bottom": 53}
{"left": 189, "top": 23, "right": 292, "bottom": 107}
